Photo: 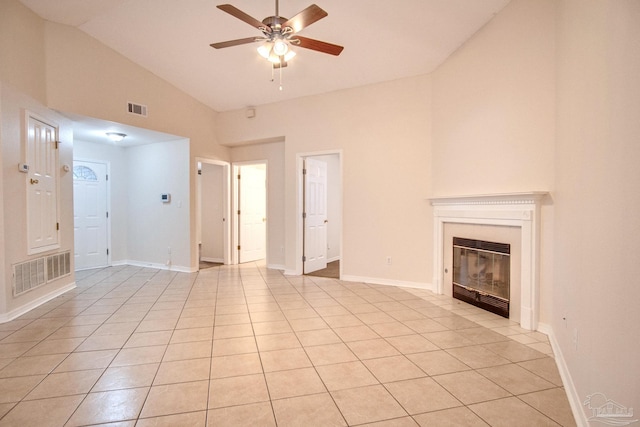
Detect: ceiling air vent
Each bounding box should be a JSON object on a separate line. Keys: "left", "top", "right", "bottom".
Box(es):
{"left": 127, "top": 102, "right": 148, "bottom": 117}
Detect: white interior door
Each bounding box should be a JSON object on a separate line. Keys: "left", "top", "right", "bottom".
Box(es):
{"left": 238, "top": 164, "right": 266, "bottom": 263}
{"left": 304, "top": 158, "right": 328, "bottom": 273}
{"left": 73, "top": 161, "right": 108, "bottom": 270}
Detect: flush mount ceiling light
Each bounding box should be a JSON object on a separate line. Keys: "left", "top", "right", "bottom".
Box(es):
{"left": 106, "top": 132, "right": 127, "bottom": 142}
{"left": 210, "top": 0, "right": 344, "bottom": 89}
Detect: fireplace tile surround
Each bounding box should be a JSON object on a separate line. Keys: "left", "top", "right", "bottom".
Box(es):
{"left": 430, "top": 192, "right": 548, "bottom": 331}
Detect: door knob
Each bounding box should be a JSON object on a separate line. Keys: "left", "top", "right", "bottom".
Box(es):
{"left": 30, "top": 178, "right": 39, "bottom": 184}
{"left": 324, "top": 219, "right": 328, "bottom": 223}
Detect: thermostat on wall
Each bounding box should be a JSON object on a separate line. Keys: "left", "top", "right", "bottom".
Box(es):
{"left": 161, "top": 193, "right": 171, "bottom": 203}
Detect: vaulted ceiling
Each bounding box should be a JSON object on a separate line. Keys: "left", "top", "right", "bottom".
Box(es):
{"left": 20, "top": 0, "right": 510, "bottom": 113}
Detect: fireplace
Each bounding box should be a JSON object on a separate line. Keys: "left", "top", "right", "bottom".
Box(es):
{"left": 452, "top": 237, "right": 510, "bottom": 318}
{"left": 430, "top": 192, "right": 547, "bottom": 330}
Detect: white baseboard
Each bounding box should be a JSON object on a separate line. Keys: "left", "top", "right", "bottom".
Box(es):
{"left": 538, "top": 322, "right": 587, "bottom": 427}
{"left": 0, "top": 282, "right": 76, "bottom": 324}
{"left": 327, "top": 256, "right": 341, "bottom": 263}
{"left": 267, "top": 264, "right": 286, "bottom": 271}
{"left": 341, "top": 275, "right": 435, "bottom": 292}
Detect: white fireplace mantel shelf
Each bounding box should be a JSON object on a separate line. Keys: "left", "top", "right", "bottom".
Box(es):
{"left": 429, "top": 192, "right": 549, "bottom": 331}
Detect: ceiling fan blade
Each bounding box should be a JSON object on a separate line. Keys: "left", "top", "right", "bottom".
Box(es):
{"left": 210, "top": 37, "right": 259, "bottom": 49}
{"left": 291, "top": 35, "right": 344, "bottom": 56}
{"left": 217, "top": 4, "right": 271, "bottom": 32}
{"left": 281, "top": 4, "right": 327, "bottom": 33}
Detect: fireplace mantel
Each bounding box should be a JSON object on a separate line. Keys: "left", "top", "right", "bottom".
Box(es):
{"left": 429, "top": 192, "right": 548, "bottom": 330}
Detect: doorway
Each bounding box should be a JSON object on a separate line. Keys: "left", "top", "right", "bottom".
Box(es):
{"left": 233, "top": 162, "right": 267, "bottom": 264}
{"left": 73, "top": 159, "right": 110, "bottom": 270}
{"left": 197, "top": 159, "right": 230, "bottom": 269}
{"left": 299, "top": 152, "right": 342, "bottom": 278}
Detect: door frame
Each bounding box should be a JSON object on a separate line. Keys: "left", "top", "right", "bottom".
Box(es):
{"left": 195, "top": 158, "right": 231, "bottom": 267}
{"left": 73, "top": 158, "right": 112, "bottom": 269}
{"left": 232, "top": 160, "right": 268, "bottom": 265}
{"left": 296, "top": 150, "right": 343, "bottom": 277}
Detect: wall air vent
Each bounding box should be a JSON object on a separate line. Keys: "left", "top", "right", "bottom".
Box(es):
{"left": 127, "top": 102, "right": 148, "bottom": 117}
{"left": 13, "top": 251, "right": 71, "bottom": 296}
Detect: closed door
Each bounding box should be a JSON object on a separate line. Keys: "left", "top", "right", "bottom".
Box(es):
{"left": 304, "top": 158, "right": 328, "bottom": 273}
{"left": 26, "top": 115, "right": 59, "bottom": 253}
{"left": 73, "top": 161, "right": 108, "bottom": 270}
{"left": 238, "top": 164, "right": 266, "bottom": 263}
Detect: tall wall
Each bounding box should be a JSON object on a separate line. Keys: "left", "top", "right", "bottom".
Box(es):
{"left": 218, "top": 75, "right": 432, "bottom": 285}
{"left": 554, "top": 0, "right": 640, "bottom": 418}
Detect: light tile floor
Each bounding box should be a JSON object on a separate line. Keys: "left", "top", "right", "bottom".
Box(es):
{"left": 0, "top": 263, "right": 576, "bottom": 426}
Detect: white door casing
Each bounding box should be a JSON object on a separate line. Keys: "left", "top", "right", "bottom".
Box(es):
{"left": 238, "top": 164, "right": 266, "bottom": 263}
{"left": 304, "top": 158, "right": 328, "bottom": 273}
{"left": 73, "top": 161, "right": 109, "bottom": 270}
{"left": 26, "top": 114, "right": 59, "bottom": 254}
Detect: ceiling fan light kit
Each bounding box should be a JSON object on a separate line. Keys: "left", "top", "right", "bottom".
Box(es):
{"left": 210, "top": 0, "right": 343, "bottom": 89}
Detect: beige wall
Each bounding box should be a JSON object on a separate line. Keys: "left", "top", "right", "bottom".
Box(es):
{"left": 554, "top": 0, "right": 640, "bottom": 417}
{"left": 218, "top": 75, "right": 433, "bottom": 285}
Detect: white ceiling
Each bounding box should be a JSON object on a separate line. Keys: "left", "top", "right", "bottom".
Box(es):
{"left": 20, "top": 0, "right": 510, "bottom": 114}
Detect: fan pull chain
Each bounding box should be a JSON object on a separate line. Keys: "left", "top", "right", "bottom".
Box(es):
{"left": 279, "top": 64, "right": 283, "bottom": 91}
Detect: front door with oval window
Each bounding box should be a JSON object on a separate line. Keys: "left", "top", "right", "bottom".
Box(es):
{"left": 73, "top": 160, "right": 109, "bottom": 270}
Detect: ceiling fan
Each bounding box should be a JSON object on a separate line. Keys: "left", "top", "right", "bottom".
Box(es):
{"left": 210, "top": 0, "right": 344, "bottom": 68}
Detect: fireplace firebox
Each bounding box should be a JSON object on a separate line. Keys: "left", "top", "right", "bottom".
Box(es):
{"left": 453, "top": 237, "right": 510, "bottom": 318}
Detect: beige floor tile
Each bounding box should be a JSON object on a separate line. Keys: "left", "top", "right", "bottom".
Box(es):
{"left": 0, "top": 342, "right": 38, "bottom": 359}
{"left": 212, "top": 323, "right": 254, "bottom": 339}
{"left": 23, "top": 337, "right": 85, "bottom": 356}
{"left": 422, "top": 331, "right": 476, "bottom": 349}
{"left": 433, "top": 371, "right": 511, "bottom": 405}
{"left": 141, "top": 380, "right": 209, "bottom": 418}
{"left": 260, "top": 348, "right": 312, "bottom": 372}
{"left": 0, "top": 394, "right": 84, "bottom": 427}
{"left": 176, "top": 316, "right": 215, "bottom": 329}
{"left": 25, "top": 368, "right": 103, "bottom": 399}
{"left": 111, "top": 345, "right": 166, "bottom": 367}
{"left": 212, "top": 336, "right": 257, "bottom": 356}
{"left": 295, "top": 329, "right": 341, "bottom": 346}
{"left": 455, "top": 327, "right": 511, "bottom": 345}
{"left": 93, "top": 363, "right": 159, "bottom": 391}
{"left": 0, "top": 402, "right": 15, "bottom": 419}
{"left": 272, "top": 392, "right": 346, "bottom": 427}
{"left": 385, "top": 377, "right": 462, "bottom": 415}
{"left": 136, "top": 318, "right": 178, "bottom": 333}
{"left": 347, "top": 338, "right": 401, "bottom": 360}
{"left": 208, "top": 402, "right": 275, "bottom": 427}
{"left": 432, "top": 316, "right": 479, "bottom": 330}
{"left": 124, "top": 331, "right": 173, "bottom": 348}
{"left": 355, "top": 311, "right": 397, "bottom": 325}
{"left": 255, "top": 332, "right": 301, "bottom": 351}
{"left": 363, "top": 355, "right": 426, "bottom": 383}
{"left": 265, "top": 367, "right": 326, "bottom": 399}
{"left": 483, "top": 341, "right": 547, "bottom": 362}
{"left": 164, "top": 340, "right": 212, "bottom": 361}
{"left": 0, "top": 375, "right": 45, "bottom": 403}
{"left": 518, "top": 357, "right": 564, "bottom": 386}
{"left": 137, "top": 410, "right": 207, "bottom": 427}
{"left": 413, "top": 406, "right": 490, "bottom": 426}
{"left": 211, "top": 352, "right": 263, "bottom": 378}
{"left": 288, "top": 317, "right": 329, "bottom": 332}
{"left": 76, "top": 333, "right": 130, "bottom": 351}
{"left": 316, "top": 361, "right": 379, "bottom": 391}
{"left": 181, "top": 306, "right": 216, "bottom": 317}
{"left": 519, "top": 388, "right": 577, "bottom": 426}
{"left": 468, "top": 396, "right": 560, "bottom": 426}
{"left": 252, "top": 320, "right": 293, "bottom": 336}
{"left": 369, "top": 322, "right": 415, "bottom": 338}
{"left": 407, "top": 350, "right": 471, "bottom": 375}
{"left": 445, "top": 345, "right": 511, "bottom": 369}
{"left": 0, "top": 353, "right": 67, "bottom": 378}
{"left": 154, "top": 358, "right": 211, "bottom": 385}
{"left": 477, "top": 363, "right": 555, "bottom": 395}
{"left": 403, "top": 318, "right": 450, "bottom": 334}
{"left": 209, "top": 373, "right": 269, "bottom": 408}
{"left": 385, "top": 334, "right": 439, "bottom": 354}
{"left": 214, "top": 313, "right": 251, "bottom": 326}
{"left": 66, "top": 387, "right": 149, "bottom": 426}
{"left": 170, "top": 327, "right": 213, "bottom": 344}
{"left": 332, "top": 384, "right": 407, "bottom": 425}
{"left": 93, "top": 321, "right": 139, "bottom": 336}
{"left": 305, "top": 342, "right": 358, "bottom": 366}
{"left": 362, "top": 416, "right": 420, "bottom": 426}
{"left": 55, "top": 349, "right": 119, "bottom": 372}
{"left": 333, "top": 325, "right": 380, "bottom": 342}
